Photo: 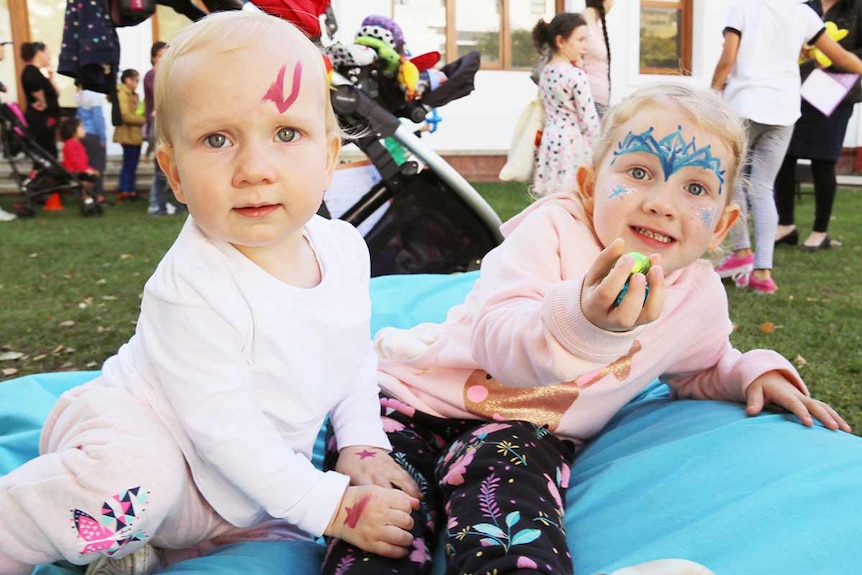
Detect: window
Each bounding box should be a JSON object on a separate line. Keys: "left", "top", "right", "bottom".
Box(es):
{"left": 639, "top": 0, "right": 692, "bottom": 75}
{"left": 392, "top": 0, "right": 565, "bottom": 69}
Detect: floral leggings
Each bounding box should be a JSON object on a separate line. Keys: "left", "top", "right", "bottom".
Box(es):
{"left": 322, "top": 396, "right": 577, "bottom": 575}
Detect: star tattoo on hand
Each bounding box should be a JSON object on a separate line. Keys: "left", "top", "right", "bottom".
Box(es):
{"left": 356, "top": 449, "right": 377, "bottom": 459}
{"left": 344, "top": 495, "right": 371, "bottom": 528}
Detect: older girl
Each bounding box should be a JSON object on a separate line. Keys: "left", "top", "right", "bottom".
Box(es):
{"left": 532, "top": 13, "right": 601, "bottom": 197}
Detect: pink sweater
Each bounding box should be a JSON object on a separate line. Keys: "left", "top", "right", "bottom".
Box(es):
{"left": 376, "top": 195, "right": 805, "bottom": 447}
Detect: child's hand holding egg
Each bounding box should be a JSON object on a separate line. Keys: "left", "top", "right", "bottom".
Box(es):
{"left": 613, "top": 251, "right": 651, "bottom": 307}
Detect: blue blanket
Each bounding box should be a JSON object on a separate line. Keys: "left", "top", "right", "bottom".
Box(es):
{"left": 3, "top": 272, "right": 861, "bottom": 575}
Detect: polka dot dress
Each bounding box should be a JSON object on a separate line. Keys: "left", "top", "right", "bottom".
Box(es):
{"left": 533, "top": 62, "right": 601, "bottom": 196}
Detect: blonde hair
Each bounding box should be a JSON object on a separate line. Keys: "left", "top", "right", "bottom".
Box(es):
{"left": 154, "top": 10, "right": 338, "bottom": 146}
{"left": 593, "top": 83, "right": 748, "bottom": 203}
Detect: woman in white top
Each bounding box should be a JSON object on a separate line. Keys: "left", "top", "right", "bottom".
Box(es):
{"left": 710, "top": 0, "right": 862, "bottom": 294}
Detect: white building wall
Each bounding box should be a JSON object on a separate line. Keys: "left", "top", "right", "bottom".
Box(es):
{"left": 106, "top": 0, "right": 862, "bottom": 156}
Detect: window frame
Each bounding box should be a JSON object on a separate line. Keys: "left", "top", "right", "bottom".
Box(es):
{"left": 639, "top": 0, "right": 693, "bottom": 76}
{"left": 395, "top": 0, "right": 565, "bottom": 70}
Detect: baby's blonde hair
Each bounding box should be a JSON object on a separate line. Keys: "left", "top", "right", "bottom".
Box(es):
{"left": 593, "top": 83, "right": 748, "bottom": 203}
{"left": 154, "top": 10, "right": 338, "bottom": 147}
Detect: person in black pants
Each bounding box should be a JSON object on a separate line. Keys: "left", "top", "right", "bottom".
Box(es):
{"left": 774, "top": 0, "right": 862, "bottom": 252}
{"left": 20, "top": 41, "right": 61, "bottom": 160}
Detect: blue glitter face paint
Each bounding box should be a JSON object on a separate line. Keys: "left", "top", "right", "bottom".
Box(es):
{"left": 699, "top": 207, "right": 717, "bottom": 228}
{"left": 611, "top": 126, "right": 726, "bottom": 195}
{"left": 608, "top": 183, "right": 636, "bottom": 200}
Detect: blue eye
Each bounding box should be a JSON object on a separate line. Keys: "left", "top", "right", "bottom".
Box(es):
{"left": 686, "top": 182, "right": 707, "bottom": 196}
{"left": 204, "top": 134, "right": 229, "bottom": 148}
{"left": 276, "top": 128, "right": 299, "bottom": 143}
{"left": 628, "top": 167, "right": 649, "bottom": 180}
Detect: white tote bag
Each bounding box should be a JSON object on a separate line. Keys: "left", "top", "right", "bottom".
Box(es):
{"left": 499, "top": 92, "right": 545, "bottom": 183}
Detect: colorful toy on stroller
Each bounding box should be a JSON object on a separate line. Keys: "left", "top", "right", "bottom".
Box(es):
{"left": 0, "top": 95, "right": 103, "bottom": 218}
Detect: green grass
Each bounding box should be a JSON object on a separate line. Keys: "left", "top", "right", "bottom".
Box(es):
{"left": 2, "top": 185, "right": 861, "bottom": 431}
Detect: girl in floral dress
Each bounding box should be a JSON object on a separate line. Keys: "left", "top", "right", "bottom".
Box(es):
{"left": 532, "top": 13, "right": 601, "bottom": 197}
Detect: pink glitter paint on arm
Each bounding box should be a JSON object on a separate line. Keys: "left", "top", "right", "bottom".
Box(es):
{"left": 262, "top": 62, "right": 303, "bottom": 113}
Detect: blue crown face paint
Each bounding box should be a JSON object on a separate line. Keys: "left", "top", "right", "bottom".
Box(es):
{"left": 611, "top": 126, "right": 726, "bottom": 195}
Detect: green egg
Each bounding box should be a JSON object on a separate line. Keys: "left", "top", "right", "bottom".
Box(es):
{"left": 626, "top": 252, "right": 651, "bottom": 275}
{"left": 613, "top": 252, "right": 651, "bottom": 308}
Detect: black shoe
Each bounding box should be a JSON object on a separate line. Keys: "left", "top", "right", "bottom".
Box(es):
{"left": 798, "top": 236, "right": 831, "bottom": 252}
{"left": 775, "top": 228, "right": 799, "bottom": 246}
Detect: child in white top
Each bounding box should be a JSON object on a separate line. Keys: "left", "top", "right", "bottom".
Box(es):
{"left": 0, "top": 11, "right": 419, "bottom": 575}
{"left": 321, "top": 83, "right": 849, "bottom": 575}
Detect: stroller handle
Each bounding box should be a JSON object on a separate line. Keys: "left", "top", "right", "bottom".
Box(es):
{"left": 392, "top": 123, "right": 503, "bottom": 244}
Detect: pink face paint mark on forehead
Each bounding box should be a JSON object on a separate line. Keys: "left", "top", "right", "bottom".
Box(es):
{"left": 262, "top": 62, "right": 303, "bottom": 113}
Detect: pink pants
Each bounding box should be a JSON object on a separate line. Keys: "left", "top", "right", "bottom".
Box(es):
{"left": 0, "top": 381, "right": 308, "bottom": 573}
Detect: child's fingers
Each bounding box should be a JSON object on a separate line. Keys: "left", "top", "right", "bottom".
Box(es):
{"left": 805, "top": 398, "right": 851, "bottom": 432}
{"left": 611, "top": 272, "right": 648, "bottom": 324}
{"left": 387, "top": 507, "right": 415, "bottom": 532}
{"left": 371, "top": 529, "right": 413, "bottom": 558}
{"left": 390, "top": 471, "right": 422, "bottom": 500}
{"left": 639, "top": 265, "right": 664, "bottom": 322}
{"left": 584, "top": 238, "right": 626, "bottom": 288}
{"left": 782, "top": 396, "right": 814, "bottom": 427}
{"left": 745, "top": 384, "right": 765, "bottom": 416}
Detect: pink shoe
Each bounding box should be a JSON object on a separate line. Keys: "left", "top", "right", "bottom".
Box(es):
{"left": 746, "top": 275, "right": 777, "bottom": 294}
{"left": 714, "top": 252, "right": 754, "bottom": 278}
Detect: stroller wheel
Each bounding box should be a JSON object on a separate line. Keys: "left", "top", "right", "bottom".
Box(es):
{"left": 81, "top": 201, "right": 103, "bottom": 217}
{"left": 14, "top": 203, "right": 35, "bottom": 218}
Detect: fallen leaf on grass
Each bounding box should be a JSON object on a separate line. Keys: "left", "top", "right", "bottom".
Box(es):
{"left": 85, "top": 361, "right": 100, "bottom": 368}
{"left": 32, "top": 354, "right": 46, "bottom": 361}
{"left": 59, "top": 320, "right": 76, "bottom": 328}
{"left": 97, "top": 326, "right": 112, "bottom": 333}
{"left": 101, "top": 295, "right": 117, "bottom": 301}
{"left": 97, "top": 279, "right": 107, "bottom": 285}
{"left": 758, "top": 322, "right": 783, "bottom": 334}
{"left": 806, "top": 297, "right": 818, "bottom": 303}
{"left": 0, "top": 351, "right": 24, "bottom": 361}
{"left": 2, "top": 368, "right": 18, "bottom": 377}
{"left": 794, "top": 355, "right": 808, "bottom": 368}
{"left": 731, "top": 322, "right": 739, "bottom": 332}
{"left": 52, "top": 345, "right": 65, "bottom": 354}
{"left": 29, "top": 253, "right": 38, "bottom": 258}
{"left": 120, "top": 254, "right": 133, "bottom": 260}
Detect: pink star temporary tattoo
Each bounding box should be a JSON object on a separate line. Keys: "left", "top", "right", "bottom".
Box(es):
{"left": 344, "top": 495, "right": 371, "bottom": 528}
{"left": 262, "top": 62, "right": 303, "bottom": 113}
{"left": 356, "top": 449, "right": 377, "bottom": 459}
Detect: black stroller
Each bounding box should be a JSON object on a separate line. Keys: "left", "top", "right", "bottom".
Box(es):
{"left": 0, "top": 95, "right": 103, "bottom": 217}
{"left": 61, "top": 0, "right": 503, "bottom": 274}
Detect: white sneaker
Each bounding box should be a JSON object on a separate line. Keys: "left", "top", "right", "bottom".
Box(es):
{"left": 607, "top": 559, "right": 717, "bottom": 575}
{"left": 84, "top": 545, "right": 162, "bottom": 575}
{"left": 0, "top": 207, "right": 17, "bottom": 222}
{"left": 165, "top": 202, "right": 176, "bottom": 215}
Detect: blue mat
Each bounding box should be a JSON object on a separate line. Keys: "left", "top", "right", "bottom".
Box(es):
{"left": 4, "top": 272, "right": 862, "bottom": 575}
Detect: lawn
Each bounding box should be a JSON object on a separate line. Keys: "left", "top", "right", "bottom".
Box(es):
{"left": 1, "top": 184, "right": 861, "bottom": 432}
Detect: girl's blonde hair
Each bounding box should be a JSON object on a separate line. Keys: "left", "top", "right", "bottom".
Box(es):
{"left": 154, "top": 10, "right": 338, "bottom": 147}
{"left": 593, "top": 82, "right": 748, "bottom": 203}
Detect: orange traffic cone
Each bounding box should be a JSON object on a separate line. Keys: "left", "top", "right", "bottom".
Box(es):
{"left": 43, "top": 192, "right": 64, "bottom": 211}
